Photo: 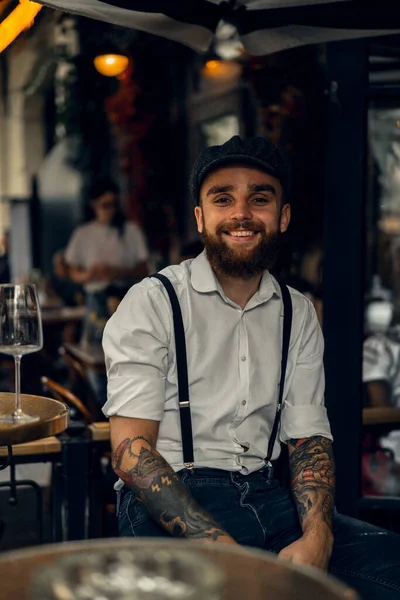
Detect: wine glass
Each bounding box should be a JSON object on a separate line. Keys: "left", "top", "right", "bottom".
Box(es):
{"left": 0, "top": 284, "right": 43, "bottom": 424}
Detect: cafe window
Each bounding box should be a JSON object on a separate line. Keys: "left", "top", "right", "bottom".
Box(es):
{"left": 362, "top": 81, "right": 400, "bottom": 498}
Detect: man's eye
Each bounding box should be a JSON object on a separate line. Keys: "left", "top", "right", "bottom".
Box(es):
{"left": 253, "top": 197, "right": 269, "bottom": 204}
{"left": 214, "top": 197, "right": 230, "bottom": 204}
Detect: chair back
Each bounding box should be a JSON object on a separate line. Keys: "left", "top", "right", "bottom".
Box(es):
{"left": 41, "top": 376, "right": 93, "bottom": 424}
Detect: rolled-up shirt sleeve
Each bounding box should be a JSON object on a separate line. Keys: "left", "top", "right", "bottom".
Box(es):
{"left": 280, "top": 300, "right": 333, "bottom": 443}
{"left": 102, "top": 283, "right": 170, "bottom": 420}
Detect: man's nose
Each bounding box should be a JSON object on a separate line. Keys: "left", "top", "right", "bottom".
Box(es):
{"left": 230, "top": 198, "right": 252, "bottom": 221}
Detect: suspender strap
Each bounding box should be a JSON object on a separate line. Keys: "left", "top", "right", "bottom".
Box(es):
{"left": 150, "top": 274, "right": 194, "bottom": 469}
{"left": 265, "top": 280, "right": 293, "bottom": 464}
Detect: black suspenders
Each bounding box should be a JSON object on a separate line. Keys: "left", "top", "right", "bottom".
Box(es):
{"left": 151, "top": 274, "right": 194, "bottom": 469}
{"left": 265, "top": 280, "right": 293, "bottom": 468}
{"left": 150, "top": 274, "right": 293, "bottom": 472}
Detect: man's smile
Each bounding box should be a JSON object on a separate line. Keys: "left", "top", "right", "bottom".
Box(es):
{"left": 222, "top": 230, "right": 261, "bottom": 243}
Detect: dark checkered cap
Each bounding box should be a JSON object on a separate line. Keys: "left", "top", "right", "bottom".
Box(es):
{"left": 189, "top": 135, "right": 289, "bottom": 205}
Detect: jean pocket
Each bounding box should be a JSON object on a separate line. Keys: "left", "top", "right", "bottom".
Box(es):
{"left": 125, "top": 493, "right": 150, "bottom": 530}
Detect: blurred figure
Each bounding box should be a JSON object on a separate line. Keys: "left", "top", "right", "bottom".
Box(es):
{"left": 65, "top": 177, "right": 149, "bottom": 344}
{"left": 64, "top": 177, "right": 149, "bottom": 405}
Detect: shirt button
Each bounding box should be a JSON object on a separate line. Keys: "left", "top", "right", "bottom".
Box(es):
{"left": 241, "top": 356, "right": 247, "bottom": 362}
{"left": 241, "top": 400, "right": 247, "bottom": 406}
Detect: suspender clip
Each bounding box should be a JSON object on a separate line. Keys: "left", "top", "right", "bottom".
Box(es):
{"left": 263, "top": 460, "right": 274, "bottom": 481}
{"left": 184, "top": 462, "right": 195, "bottom": 473}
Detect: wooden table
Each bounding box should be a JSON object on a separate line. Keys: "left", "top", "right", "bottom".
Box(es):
{"left": 63, "top": 341, "right": 105, "bottom": 370}
{"left": 0, "top": 538, "right": 353, "bottom": 600}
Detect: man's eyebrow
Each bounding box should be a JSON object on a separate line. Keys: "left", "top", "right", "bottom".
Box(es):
{"left": 248, "top": 183, "right": 277, "bottom": 195}
{"left": 206, "top": 185, "right": 235, "bottom": 196}
{"left": 206, "top": 183, "right": 278, "bottom": 197}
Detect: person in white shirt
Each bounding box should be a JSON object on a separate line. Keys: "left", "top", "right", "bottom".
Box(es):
{"left": 65, "top": 177, "right": 149, "bottom": 343}
{"left": 65, "top": 177, "right": 149, "bottom": 404}
{"left": 103, "top": 136, "right": 400, "bottom": 599}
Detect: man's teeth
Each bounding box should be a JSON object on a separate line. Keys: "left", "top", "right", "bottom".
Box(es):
{"left": 228, "top": 231, "right": 257, "bottom": 237}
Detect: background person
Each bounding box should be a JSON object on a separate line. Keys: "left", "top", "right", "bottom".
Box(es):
{"left": 65, "top": 177, "right": 149, "bottom": 404}
{"left": 65, "top": 177, "right": 149, "bottom": 344}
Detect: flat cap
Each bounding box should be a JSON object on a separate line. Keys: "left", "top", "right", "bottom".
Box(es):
{"left": 189, "top": 135, "right": 289, "bottom": 205}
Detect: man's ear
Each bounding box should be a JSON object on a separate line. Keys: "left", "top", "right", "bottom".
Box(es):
{"left": 280, "top": 204, "right": 291, "bottom": 233}
{"left": 194, "top": 205, "right": 204, "bottom": 234}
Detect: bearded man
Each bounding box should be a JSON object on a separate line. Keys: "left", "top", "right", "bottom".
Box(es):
{"left": 103, "top": 136, "right": 400, "bottom": 600}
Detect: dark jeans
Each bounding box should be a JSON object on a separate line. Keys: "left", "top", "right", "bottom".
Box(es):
{"left": 117, "top": 467, "right": 400, "bottom": 600}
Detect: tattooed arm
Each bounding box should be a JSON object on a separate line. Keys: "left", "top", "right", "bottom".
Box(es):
{"left": 110, "top": 415, "right": 236, "bottom": 543}
{"left": 278, "top": 436, "right": 335, "bottom": 570}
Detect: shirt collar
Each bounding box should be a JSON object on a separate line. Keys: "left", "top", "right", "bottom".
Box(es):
{"left": 190, "top": 250, "right": 281, "bottom": 304}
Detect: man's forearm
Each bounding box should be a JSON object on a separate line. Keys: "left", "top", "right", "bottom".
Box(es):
{"left": 288, "top": 436, "right": 335, "bottom": 535}
{"left": 112, "top": 436, "right": 233, "bottom": 541}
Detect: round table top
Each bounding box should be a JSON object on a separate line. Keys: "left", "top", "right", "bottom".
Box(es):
{"left": 0, "top": 393, "right": 69, "bottom": 446}
{"left": 0, "top": 538, "right": 354, "bottom": 600}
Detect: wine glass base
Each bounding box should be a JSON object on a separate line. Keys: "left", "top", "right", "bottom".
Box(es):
{"left": 0, "top": 413, "right": 40, "bottom": 425}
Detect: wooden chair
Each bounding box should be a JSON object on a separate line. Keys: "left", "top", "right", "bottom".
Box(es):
{"left": 41, "top": 376, "right": 94, "bottom": 424}
{"left": 59, "top": 346, "right": 105, "bottom": 421}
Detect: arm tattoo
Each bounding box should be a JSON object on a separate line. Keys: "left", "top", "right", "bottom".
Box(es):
{"left": 112, "top": 437, "right": 230, "bottom": 541}
{"left": 288, "top": 436, "right": 335, "bottom": 532}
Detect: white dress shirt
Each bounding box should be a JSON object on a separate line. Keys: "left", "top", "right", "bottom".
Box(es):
{"left": 103, "top": 251, "right": 332, "bottom": 478}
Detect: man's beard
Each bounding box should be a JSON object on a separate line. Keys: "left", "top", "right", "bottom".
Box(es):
{"left": 201, "top": 220, "right": 283, "bottom": 279}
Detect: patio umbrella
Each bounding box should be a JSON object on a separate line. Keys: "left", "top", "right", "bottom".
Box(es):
{"left": 37, "top": 0, "right": 400, "bottom": 55}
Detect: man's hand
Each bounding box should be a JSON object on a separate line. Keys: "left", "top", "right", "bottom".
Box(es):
{"left": 278, "top": 527, "right": 333, "bottom": 571}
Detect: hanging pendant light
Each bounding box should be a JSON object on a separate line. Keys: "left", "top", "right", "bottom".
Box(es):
{"left": 93, "top": 53, "right": 129, "bottom": 77}
{"left": 201, "top": 59, "right": 242, "bottom": 82}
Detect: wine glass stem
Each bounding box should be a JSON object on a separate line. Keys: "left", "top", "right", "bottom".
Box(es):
{"left": 14, "top": 355, "right": 23, "bottom": 418}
